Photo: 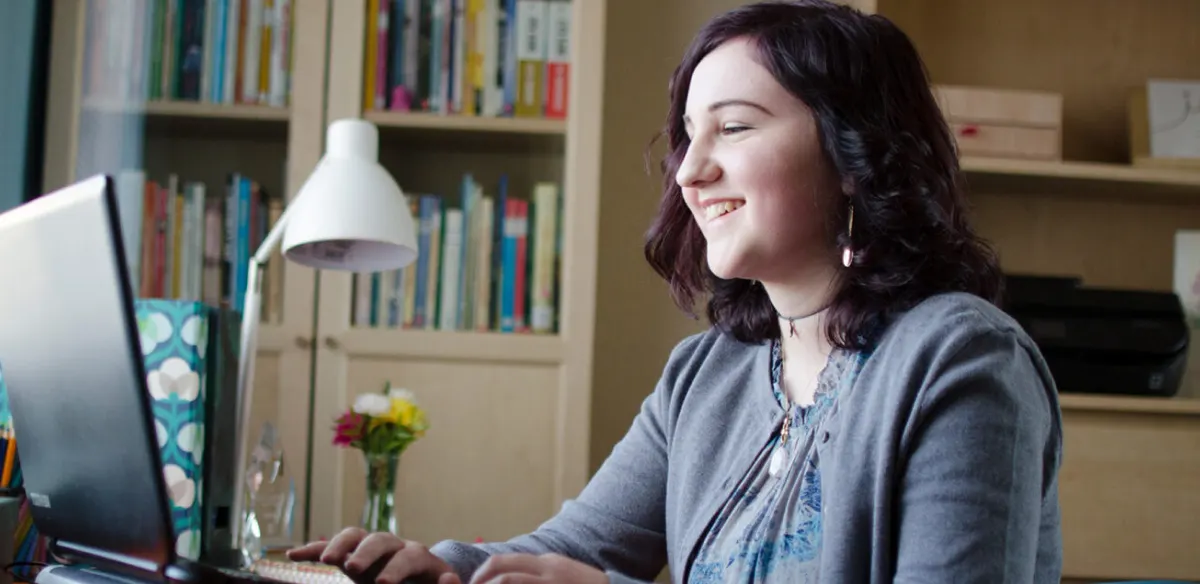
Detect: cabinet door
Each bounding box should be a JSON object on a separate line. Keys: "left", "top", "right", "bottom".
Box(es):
{"left": 305, "top": 0, "right": 602, "bottom": 545}
{"left": 40, "top": 0, "right": 331, "bottom": 551}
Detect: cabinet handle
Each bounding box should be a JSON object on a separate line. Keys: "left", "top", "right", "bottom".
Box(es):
{"left": 324, "top": 336, "right": 341, "bottom": 351}
{"left": 294, "top": 336, "right": 312, "bottom": 349}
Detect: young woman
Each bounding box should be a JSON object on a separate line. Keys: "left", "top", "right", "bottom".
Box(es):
{"left": 288, "top": 1, "right": 1063, "bottom": 582}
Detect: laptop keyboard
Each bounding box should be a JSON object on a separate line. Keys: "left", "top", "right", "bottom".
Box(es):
{"left": 245, "top": 560, "right": 354, "bottom": 584}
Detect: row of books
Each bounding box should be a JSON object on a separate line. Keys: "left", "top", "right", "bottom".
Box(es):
{"left": 114, "top": 170, "right": 284, "bottom": 321}
{"left": 364, "top": 0, "right": 571, "bottom": 119}
{"left": 82, "top": 0, "right": 294, "bottom": 107}
{"left": 352, "top": 174, "right": 562, "bottom": 334}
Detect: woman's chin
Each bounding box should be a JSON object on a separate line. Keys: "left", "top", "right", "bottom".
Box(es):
{"left": 706, "top": 255, "right": 752, "bottom": 282}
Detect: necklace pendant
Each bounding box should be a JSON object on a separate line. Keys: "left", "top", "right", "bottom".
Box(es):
{"left": 768, "top": 445, "right": 786, "bottom": 478}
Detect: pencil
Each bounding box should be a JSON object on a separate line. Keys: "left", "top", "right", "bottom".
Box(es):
{"left": 2, "top": 430, "right": 16, "bottom": 487}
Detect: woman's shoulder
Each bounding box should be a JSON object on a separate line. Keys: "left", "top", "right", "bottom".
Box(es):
{"left": 658, "top": 326, "right": 763, "bottom": 385}
{"left": 865, "top": 291, "right": 1061, "bottom": 428}
{"left": 875, "top": 290, "right": 1038, "bottom": 361}
{"left": 651, "top": 325, "right": 770, "bottom": 414}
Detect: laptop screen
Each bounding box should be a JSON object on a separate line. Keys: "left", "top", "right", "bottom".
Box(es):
{"left": 0, "top": 175, "right": 176, "bottom": 573}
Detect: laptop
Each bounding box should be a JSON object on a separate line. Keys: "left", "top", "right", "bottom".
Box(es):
{"left": 0, "top": 175, "right": 294, "bottom": 583}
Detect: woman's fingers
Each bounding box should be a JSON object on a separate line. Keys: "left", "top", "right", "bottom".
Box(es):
{"left": 343, "top": 532, "right": 405, "bottom": 574}
{"left": 284, "top": 531, "right": 463, "bottom": 584}
{"left": 469, "top": 553, "right": 544, "bottom": 583}
{"left": 317, "top": 527, "right": 369, "bottom": 565}
{"left": 375, "top": 541, "right": 456, "bottom": 584}
{"left": 284, "top": 540, "right": 328, "bottom": 562}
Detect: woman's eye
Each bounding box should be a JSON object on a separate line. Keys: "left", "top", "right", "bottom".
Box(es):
{"left": 722, "top": 124, "right": 750, "bottom": 135}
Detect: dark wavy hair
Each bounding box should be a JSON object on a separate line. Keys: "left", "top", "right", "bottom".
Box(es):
{"left": 643, "top": 0, "right": 1003, "bottom": 350}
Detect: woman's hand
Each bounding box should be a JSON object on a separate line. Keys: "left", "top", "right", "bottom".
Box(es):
{"left": 286, "top": 527, "right": 461, "bottom": 584}
{"left": 468, "top": 553, "right": 607, "bottom": 584}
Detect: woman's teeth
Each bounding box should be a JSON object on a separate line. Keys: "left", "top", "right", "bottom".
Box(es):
{"left": 704, "top": 200, "right": 744, "bottom": 221}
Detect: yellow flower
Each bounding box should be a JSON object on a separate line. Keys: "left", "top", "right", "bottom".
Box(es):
{"left": 368, "top": 396, "right": 422, "bottom": 430}
{"left": 392, "top": 398, "right": 417, "bottom": 427}
{"left": 410, "top": 408, "right": 428, "bottom": 437}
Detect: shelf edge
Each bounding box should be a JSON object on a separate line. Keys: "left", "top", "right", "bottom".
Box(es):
{"left": 337, "top": 327, "right": 564, "bottom": 365}
{"left": 1058, "top": 393, "right": 1200, "bottom": 416}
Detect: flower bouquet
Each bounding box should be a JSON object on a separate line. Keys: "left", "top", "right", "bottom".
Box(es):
{"left": 332, "top": 383, "right": 428, "bottom": 534}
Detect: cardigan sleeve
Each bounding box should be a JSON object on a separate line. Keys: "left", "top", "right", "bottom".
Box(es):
{"left": 892, "top": 325, "right": 1063, "bottom": 583}
{"left": 428, "top": 336, "right": 700, "bottom": 583}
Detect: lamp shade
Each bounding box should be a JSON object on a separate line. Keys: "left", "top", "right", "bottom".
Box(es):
{"left": 282, "top": 118, "right": 418, "bottom": 272}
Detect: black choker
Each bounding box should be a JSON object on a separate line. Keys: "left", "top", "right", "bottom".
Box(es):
{"left": 776, "top": 307, "right": 826, "bottom": 338}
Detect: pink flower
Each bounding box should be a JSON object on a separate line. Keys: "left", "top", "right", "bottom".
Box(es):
{"left": 332, "top": 410, "right": 366, "bottom": 447}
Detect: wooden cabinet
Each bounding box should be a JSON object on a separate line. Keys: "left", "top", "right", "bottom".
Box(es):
{"left": 302, "top": 0, "right": 604, "bottom": 545}
{"left": 40, "top": 0, "right": 608, "bottom": 552}
{"left": 1057, "top": 396, "right": 1200, "bottom": 581}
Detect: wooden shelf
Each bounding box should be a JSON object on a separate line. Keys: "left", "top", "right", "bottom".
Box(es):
{"left": 960, "top": 156, "right": 1200, "bottom": 201}
{"left": 81, "top": 98, "right": 290, "bottom": 121}
{"left": 336, "top": 327, "right": 563, "bottom": 365}
{"left": 1059, "top": 393, "right": 1200, "bottom": 416}
{"left": 365, "top": 109, "right": 566, "bottom": 136}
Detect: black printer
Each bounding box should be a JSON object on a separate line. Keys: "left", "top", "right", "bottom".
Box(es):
{"left": 1000, "top": 274, "right": 1190, "bottom": 397}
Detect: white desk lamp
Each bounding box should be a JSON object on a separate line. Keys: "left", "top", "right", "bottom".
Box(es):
{"left": 231, "top": 118, "right": 418, "bottom": 562}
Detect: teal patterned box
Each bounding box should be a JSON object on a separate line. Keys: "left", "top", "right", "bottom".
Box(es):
{"left": 0, "top": 300, "right": 236, "bottom": 563}
{"left": 134, "top": 299, "right": 214, "bottom": 561}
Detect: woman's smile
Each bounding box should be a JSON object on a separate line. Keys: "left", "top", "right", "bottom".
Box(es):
{"left": 700, "top": 198, "right": 745, "bottom": 223}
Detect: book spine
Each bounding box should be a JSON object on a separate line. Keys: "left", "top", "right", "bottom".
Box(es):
{"left": 544, "top": 0, "right": 569, "bottom": 119}
{"left": 513, "top": 0, "right": 546, "bottom": 117}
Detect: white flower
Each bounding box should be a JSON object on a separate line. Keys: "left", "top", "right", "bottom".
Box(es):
{"left": 147, "top": 357, "right": 201, "bottom": 402}
{"left": 138, "top": 313, "right": 173, "bottom": 354}
{"left": 387, "top": 386, "right": 417, "bottom": 404}
{"left": 353, "top": 393, "right": 391, "bottom": 416}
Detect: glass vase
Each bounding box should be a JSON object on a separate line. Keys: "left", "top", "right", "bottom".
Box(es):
{"left": 360, "top": 452, "right": 400, "bottom": 534}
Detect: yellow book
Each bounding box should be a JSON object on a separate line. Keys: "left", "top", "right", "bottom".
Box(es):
{"left": 463, "top": 0, "right": 485, "bottom": 116}
{"left": 514, "top": 0, "right": 548, "bottom": 117}
{"left": 259, "top": 0, "right": 274, "bottom": 101}
{"left": 364, "top": 0, "right": 379, "bottom": 111}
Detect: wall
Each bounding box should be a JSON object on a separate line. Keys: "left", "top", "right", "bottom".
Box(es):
{"left": 0, "top": 0, "right": 48, "bottom": 211}
{"left": 589, "top": 0, "right": 751, "bottom": 474}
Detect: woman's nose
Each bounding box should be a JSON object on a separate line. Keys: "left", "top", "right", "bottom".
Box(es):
{"left": 676, "top": 143, "right": 721, "bottom": 189}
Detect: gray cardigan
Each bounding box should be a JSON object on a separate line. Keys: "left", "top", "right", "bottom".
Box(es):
{"left": 431, "top": 292, "right": 1064, "bottom": 583}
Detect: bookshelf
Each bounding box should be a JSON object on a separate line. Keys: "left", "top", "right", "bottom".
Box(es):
{"left": 40, "top": 0, "right": 331, "bottom": 548}
{"left": 961, "top": 156, "right": 1200, "bottom": 202}
{"left": 304, "top": 0, "right": 600, "bottom": 547}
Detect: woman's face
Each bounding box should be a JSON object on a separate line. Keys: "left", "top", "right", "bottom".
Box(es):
{"left": 677, "top": 37, "right": 840, "bottom": 285}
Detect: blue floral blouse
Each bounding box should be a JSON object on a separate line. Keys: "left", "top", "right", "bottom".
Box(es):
{"left": 688, "top": 339, "right": 865, "bottom": 583}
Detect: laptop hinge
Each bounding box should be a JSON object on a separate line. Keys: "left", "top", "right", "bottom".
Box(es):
{"left": 50, "top": 540, "right": 168, "bottom": 583}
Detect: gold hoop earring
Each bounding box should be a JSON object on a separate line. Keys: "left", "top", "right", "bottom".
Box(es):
{"left": 841, "top": 204, "right": 855, "bottom": 268}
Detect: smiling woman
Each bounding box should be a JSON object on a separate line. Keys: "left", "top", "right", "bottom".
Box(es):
{"left": 287, "top": 2, "right": 1064, "bottom": 583}
{"left": 644, "top": 5, "right": 1004, "bottom": 350}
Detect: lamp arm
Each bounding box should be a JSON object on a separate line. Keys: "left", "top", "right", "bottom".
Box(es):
{"left": 253, "top": 201, "right": 297, "bottom": 265}
{"left": 231, "top": 202, "right": 294, "bottom": 564}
